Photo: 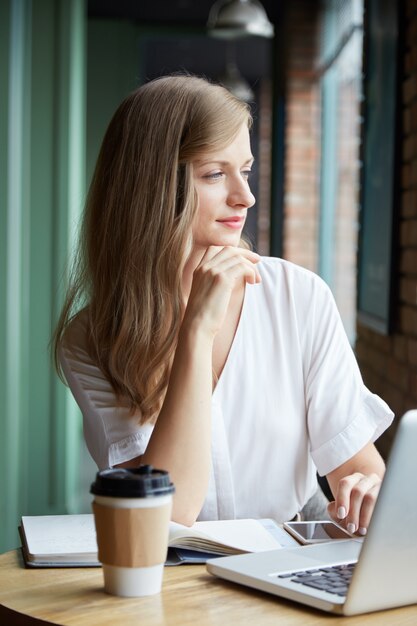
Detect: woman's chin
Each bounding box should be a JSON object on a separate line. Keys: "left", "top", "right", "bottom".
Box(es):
{"left": 208, "top": 234, "right": 243, "bottom": 248}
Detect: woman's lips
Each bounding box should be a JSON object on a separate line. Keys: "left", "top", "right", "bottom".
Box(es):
{"left": 216, "top": 217, "right": 245, "bottom": 229}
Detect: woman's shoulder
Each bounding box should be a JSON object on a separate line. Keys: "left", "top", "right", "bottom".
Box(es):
{"left": 60, "top": 307, "right": 90, "bottom": 357}
{"left": 258, "top": 256, "right": 331, "bottom": 296}
{"left": 250, "top": 257, "right": 337, "bottom": 329}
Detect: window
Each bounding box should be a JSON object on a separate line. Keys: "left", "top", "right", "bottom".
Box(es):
{"left": 318, "top": 0, "right": 364, "bottom": 344}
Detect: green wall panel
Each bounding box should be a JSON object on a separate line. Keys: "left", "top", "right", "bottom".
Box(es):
{"left": 87, "top": 19, "right": 138, "bottom": 185}
{"left": 27, "top": 0, "right": 58, "bottom": 514}
{"left": 0, "top": 0, "right": 32, "bottom": 553}
{"left": 1, "top": 1, "right": 146, "bottom": 553}
{"left": 0, "top": 0, "right": 13, "bottom": 550}
{"left": 0, "top": 0, "right": 87, "bottom": 553}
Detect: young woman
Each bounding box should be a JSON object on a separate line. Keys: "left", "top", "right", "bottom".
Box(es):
{"left": 54, "top": 74, "right": 393, "bottom": 534}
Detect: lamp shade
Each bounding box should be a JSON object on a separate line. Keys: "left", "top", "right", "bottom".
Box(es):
{"left": 207, "top": 0, "right": 274, "bottom": 39}
{"left": 219, "top": 61, "right": 254, "bottom": 102}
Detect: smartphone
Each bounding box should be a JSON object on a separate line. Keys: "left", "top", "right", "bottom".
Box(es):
{"left": 283, "top": 520, "right": 353, "bottom": 545}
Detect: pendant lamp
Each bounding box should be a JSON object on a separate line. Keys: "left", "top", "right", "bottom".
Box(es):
{"left": 219, "top": 60, "right": 254, "bottom": 101}
{"left": 207, "top": 0, "right": 274, "bottom": 39}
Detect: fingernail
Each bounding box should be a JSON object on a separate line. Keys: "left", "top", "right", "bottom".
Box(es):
{"left": 337, "top": 506, "right": 347, "bottom": 519}
{"left": 358, "top": 527, "right": 367, "bottom": 536}
{"left": 347, "top": 523, "right": 356, "bottom": 534}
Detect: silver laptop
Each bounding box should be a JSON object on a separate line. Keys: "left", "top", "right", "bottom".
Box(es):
{"left": 207, "top": 410, "right": 417, "bottom": 615}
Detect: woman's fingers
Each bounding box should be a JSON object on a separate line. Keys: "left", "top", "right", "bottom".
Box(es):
{"left": 198, "top": 246, "right": 261, "bottom": 279}
{"left": 199, "top": 245, "right": 260, "bottom": 263}
{"left": 184, "top": 246, "right": 262, "bottom": 336}
{"left": 328, "top": 472, "right": 382, "bottom": 536}
{"left": 198, "top": 251, "right": 261, "bottom": 285}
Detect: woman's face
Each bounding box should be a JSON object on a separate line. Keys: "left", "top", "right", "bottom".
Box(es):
{"left": 191, "top": 123, "right": 255, "bottom": 253}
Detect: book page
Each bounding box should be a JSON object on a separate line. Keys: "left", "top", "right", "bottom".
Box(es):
{"left": 168, "top": 519, "right": 284, "bottom": 554}
{"left": 21, "top": 514, "right": 98, "bottom": 560}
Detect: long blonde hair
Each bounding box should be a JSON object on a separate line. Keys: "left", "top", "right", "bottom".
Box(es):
{"left": 54, "top": 74, "right": 252, "bottom": 422}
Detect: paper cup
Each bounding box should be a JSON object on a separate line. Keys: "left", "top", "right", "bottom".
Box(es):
{"left": 90, "top": 466, "right": 175, "bottom": 598}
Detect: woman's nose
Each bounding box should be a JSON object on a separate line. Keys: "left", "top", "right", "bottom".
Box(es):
{"left": 227, "top": 178, "right": 256, "bottom": 209}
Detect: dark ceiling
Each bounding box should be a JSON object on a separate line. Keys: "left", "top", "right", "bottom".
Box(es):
{"left": 87, "top": 0, "right": 280, "bottom": 83}
{"left": 87, "top": 0, "right": 281, "bottom": 26}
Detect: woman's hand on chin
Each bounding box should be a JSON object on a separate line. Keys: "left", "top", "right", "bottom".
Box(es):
{"left": 182, "top": 246, "right": 261, "bottom": 339}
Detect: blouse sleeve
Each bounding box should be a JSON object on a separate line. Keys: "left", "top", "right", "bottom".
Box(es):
{"left": 302, "top": 276, "right": 394, "bottom": 476}
{"left": 59, "top": 314, "right": 153, "bottom": 470}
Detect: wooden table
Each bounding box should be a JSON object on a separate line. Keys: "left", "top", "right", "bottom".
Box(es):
{"left": 1, "top": 550, "right": 417, "bottom": 625}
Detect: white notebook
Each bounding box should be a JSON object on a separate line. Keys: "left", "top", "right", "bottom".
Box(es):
{"left": 19, "top": 514, "right": 297, "bottom": 568}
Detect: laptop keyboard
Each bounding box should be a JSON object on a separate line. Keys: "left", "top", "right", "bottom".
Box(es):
{"left": 278, "top": 562, "right": 356, "bottom": 597}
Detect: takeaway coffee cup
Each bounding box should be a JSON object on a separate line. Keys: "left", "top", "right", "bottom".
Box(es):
{"left": 90, "top": 465, "right": 175, "bottom": 597}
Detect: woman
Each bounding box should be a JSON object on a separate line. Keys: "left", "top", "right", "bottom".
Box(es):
{"left": 54, "top": 74, "right": 393, "bottom": 534}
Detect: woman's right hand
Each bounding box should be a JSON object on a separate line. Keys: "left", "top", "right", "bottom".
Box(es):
{"left": 182, "top": 246, "right": 262, "bottom": 338}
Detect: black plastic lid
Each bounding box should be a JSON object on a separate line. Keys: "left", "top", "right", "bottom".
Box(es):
{"left": 90, "top": 465, "right": 175, "bottom": 498}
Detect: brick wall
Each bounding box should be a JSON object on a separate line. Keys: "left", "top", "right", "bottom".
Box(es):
{"left": 257, "top": 79, "right": 273, "bottom": 256}
{"left": 283, "top": 0, "right": 321, "bottom": 272}
{"left": 355, "top": 0, "right": 417, "bottom": 457}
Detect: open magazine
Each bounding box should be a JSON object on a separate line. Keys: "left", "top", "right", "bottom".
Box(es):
{"left": 19, "top": 514, "right": 298, "bottom": 568}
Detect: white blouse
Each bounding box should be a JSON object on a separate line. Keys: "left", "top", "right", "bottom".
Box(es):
{"left": 60, "top": 257, "right": 393, "bottom": 523}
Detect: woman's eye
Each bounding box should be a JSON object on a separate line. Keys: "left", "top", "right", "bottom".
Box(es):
{"left": 203, "top": 171, "right": 223, "bottom": 180}
{"left": 201, "top": 168, "right": 252, "bottom": 181}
